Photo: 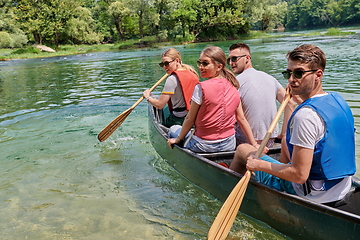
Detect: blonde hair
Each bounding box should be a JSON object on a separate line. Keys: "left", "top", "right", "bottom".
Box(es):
{"left": 201, "top": 46, "right": 239, "bottom": 89}
{"left": 162, "top": 48, "right": 199, "bottom": 77}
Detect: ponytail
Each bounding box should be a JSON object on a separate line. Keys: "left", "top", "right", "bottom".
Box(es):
{"left": 181, "top": 63, "right": 199, "bottom": 78}
{"left": 222, "top": 68, "right": 239, "bottom": 89}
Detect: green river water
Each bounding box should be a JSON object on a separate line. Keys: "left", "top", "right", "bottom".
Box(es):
{"left": 1, "top": 28, "right": 360, "bottom": 239}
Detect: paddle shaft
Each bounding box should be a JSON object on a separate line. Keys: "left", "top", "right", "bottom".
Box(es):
{"left": 97, "top": 73, "right": 169, "bottom": 142}
{"left": 129, "top": 73, "right": 169, "bottom": 110}
{"left": 255, "top": 91, "right": 291, "bottom": 158}
{"left": 207, "top": 89, "right": 291, "bottom": 240}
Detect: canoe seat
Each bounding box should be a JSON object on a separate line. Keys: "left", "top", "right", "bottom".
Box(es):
{"left": 198, "top": 151, "right": 235, "bottom": 158}
{"left": 334, "top": 185, "right": 360, "bottom": 214}
{"left": 198, "top": 146, "right": 282, "bottom": 164}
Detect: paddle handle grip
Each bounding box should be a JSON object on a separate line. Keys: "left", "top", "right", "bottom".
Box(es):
{"left": 255, "top": 90, "right": 291, "bottom": 158}
{"left": 130, "top": 73, "right": 169, "bottom": 109}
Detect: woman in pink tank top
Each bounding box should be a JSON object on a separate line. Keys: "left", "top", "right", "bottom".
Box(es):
{"left": 167, "top": 46, "right": 259, "bottom": 153}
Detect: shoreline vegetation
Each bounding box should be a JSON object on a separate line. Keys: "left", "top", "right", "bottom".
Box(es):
{"left": 0, "top": 28, "right": 357, "bottom": 61}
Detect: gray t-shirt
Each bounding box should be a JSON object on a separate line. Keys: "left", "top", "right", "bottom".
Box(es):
{"left": 235, "top": 68, "right": 282, "bottom": 142}
{"left": 162, "top": 74, "right": 187, "bottom": 117}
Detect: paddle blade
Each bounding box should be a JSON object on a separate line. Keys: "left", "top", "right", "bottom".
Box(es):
{"left": 97, "top": 108, "right": 132, "bottom": 142}
{"left": 207, "top": 171, "right": 251, "bottom": 240}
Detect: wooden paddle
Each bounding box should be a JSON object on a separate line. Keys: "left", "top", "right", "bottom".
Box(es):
{"left": 207, "top": 89, "right": 291, "bottom": 240}
{"left": 97, "top": 73, "right": 169, "bottom": 142}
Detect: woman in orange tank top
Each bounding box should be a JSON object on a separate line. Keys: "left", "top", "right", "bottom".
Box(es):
{"left": 143, "top": 48, "right": 199, "bottom": 127}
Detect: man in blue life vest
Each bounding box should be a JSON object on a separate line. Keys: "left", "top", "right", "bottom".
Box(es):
{"left": 230, "top": 44, "right": 356, "bottom": 205}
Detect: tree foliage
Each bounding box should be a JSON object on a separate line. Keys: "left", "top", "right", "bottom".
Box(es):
{"left": 0, "top": 0, "right": 359, "bottom": 48}
{"left": 13, "top": 0, "right": 101, "bottom": 45}
{"left": 285, "top": 0, "right": 360, "bottom": 28}
{"left": 66, "top": 7, "right": 103, "bottom": 44}
{"left": 0, "top": 0, "right": 28, "bottom": 47}
{"left": 195, "top": 0, "right": 249, "bottom": 40}
{"left": 0, "top": 31, "right": 13, "bottom": 48}
{"left": 171, "top": 0, "right": 198, "bottom": 38}
{"left": 107, "top": 1, "right": 132, "bottom": 40}
{"left": 245, "top": 0, "right": 288, "bottom": 31}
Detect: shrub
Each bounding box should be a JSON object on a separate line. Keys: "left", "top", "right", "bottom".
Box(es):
{"left": 12, "top": 47, "right": 41, "bottom": 54}
{"left": 174, "top": 33, "right": 195, "bottom": 43}
{"left": 0, "top": 31, "right": 14, "bottom": 48}
{"left": 10, "top": 33, "right": 28, "bottom": 48}
{"left": 157, "top": 30, "right": 168, "bottom": 42}
{"left": 324, "top": 28, "right": 356, "bottom": 36}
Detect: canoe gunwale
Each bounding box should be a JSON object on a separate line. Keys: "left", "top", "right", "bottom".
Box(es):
{"left": 148, "top": 104, "right": 360, "bottom": 239}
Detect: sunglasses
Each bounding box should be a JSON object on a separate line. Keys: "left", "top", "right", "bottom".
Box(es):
{"left": 197, "top": 60, "right": 210, "bottom": 68}
{"left": 226, "top": 55, "right": 247, "bottom": 65}
{"left": 282, "top": 69, "right": 318, "bottom": 79}
{"left": 159, "top": 59, "right": 175, "bottom": 67}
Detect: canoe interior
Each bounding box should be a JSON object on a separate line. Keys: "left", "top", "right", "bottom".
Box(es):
{"left": 148, "top": 105, "right": 360, "bottom": 240}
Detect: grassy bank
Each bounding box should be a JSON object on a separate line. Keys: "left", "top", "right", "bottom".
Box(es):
{"left": 0, "top": 32, "right": 274, "bottom": 61}
{"left": 0, "top": 43, "right": 117, "bottom": 61}
{"left": 0, "top": 36, "right": 165, "bottom": 61}
{"left": 0, "top": 43, "right": 137, "bottom": 61}
{"left": 0, "top": 28, "right": 356, "bottom": 61}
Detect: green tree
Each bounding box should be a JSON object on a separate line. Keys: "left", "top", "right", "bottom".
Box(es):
{"left": 107, "top": 1, "right": 132, "bottom": 40}
{"left": 128, "top": 0, "right": 159, "bottom": 37}
{"left": 0, "top": 31, "right": 14, "bottom": 48}
{"left": 195, "top": 0, "right": 249, "bottom": 40}
{"left": 153, "top": 0, "right": 172, "bottom": 37}
{"left": 0, "top": 0, "right": 28, "bottom": 47}
{"left": 14, "top": 0, "right": 101, "bottom": 45}
{"left": 154, "top": 0, "right": 250, "bottom": 42}
{"left": 3, "top": 0, "right": 360, "bottom": 49}
{"left": 245, "top": 0, "right": 288, "bottom": 31}
{"left": 285, "top": 0, "right": 337, "bottom": 28}
{"left": 65, "top": 6, "right": 103, "bottom": 44}
{"left": 333, "top": 0, "right": 360, "bottom": 25}
{"left": 15, "top": 0, "right": 76, "bottom": 45}
{"left": 171, "top": 0, "right": 198, "bottom": 39}
{"left": 91, "top": 0, "right": 140, "bottom": 42}
{"left": 90, "top": 0, "right": 115, "bottom": 42}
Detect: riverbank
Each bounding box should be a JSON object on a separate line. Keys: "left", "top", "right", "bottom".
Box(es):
{"left": 0, "top": 28, "right": 357, "bottom": 61}
{"left": 0, "top": 43, "right": 118, "bottom": 61}
{"left": 0, "top": 35, "right": 169, "bottom": 61}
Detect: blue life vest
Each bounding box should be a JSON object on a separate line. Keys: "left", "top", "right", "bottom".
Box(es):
{"left": 286, "top": 92, "right": 356, "bottom": 187}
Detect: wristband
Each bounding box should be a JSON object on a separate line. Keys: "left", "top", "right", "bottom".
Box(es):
{"left": 176, "top": 137, "right": 184, "bottom": 146}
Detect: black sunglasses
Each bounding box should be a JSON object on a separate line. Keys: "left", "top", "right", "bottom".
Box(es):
{"left": 197, "top": 60, "right": 210, "bottom": 67}
{"left": 226, "top": 55, "right": 247, "bottom": 65}
{"left": 159, "top": 59, "right": 175, "bottom": 67}
{"left": 282, "top": 69, "right": 318, "bottom": 79}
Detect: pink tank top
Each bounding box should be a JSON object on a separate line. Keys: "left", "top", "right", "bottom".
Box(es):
{"left": 194, "top": 78, "right": 240, "bottom": 140}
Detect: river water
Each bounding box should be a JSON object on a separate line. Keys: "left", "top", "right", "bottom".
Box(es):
{"left": 1, "top": 28, "right": 360, "bottom": 239}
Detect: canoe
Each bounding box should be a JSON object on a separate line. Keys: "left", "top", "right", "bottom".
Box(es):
{"left": 147, "top": 105, "right": 360, "bottom": 240}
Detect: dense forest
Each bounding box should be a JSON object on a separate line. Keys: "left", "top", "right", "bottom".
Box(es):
{"left": 0, "top": 0, "right": 359, "bottom": 48}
